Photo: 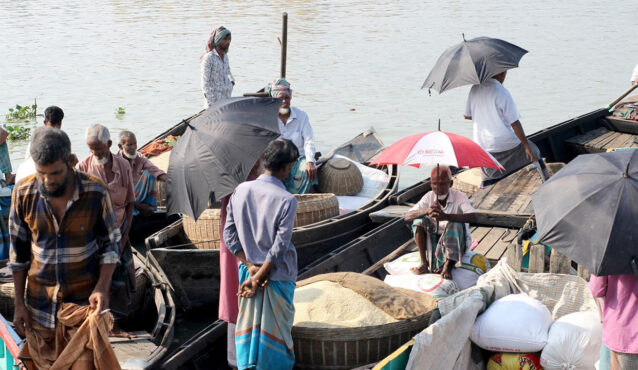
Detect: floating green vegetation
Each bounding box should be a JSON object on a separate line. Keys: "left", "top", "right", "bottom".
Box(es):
{"left": 4, "top": 125, "right": 31, "bottom": 140}
{"left": 115, "top": 107, "right": 126, "bottom": 120}
{"left": 3, "top": 100, "right": 37, "bottom": 141}
{"left": 5, "top": 103, "right": 37, "bottom": 123}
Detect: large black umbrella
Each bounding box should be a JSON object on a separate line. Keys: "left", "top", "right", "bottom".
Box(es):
{"left": 532, "top": 150, "right": 638, "bottom": 277}
{"left": 422, "top": 36, "right": 528, "bottom": 94}
{"left": 167, "top": 97, "right": 281, "bottom": 220}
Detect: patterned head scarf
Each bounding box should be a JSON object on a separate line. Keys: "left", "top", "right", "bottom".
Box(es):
{"left": 206, "top": 26, "right": 231, "bottom": 52}
{"left": 266, "top": 78, "right": 292, "bottom": 98}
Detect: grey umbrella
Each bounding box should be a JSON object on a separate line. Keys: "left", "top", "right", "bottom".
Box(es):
{"left": 422, "top": 36, "right": 528, "bottom": 94}
{"left": 166, "top": 97, "right": 281, "bottom": 220}
{"left": 532, "top": 150, "right": 638, "bottom": 277}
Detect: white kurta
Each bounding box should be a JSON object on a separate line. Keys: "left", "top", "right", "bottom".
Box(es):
{"left": 278, "top": 107, "right": 316, "bottom": 163}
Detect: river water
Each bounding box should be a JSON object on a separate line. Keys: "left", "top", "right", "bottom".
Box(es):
{"left": 1, "top": 1, "right": 637, "bottom": 187}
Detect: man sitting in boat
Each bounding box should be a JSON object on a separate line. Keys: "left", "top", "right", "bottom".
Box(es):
{"left": 223, "top": 139, "right": 298, "bottom": 369}
{"left": 77, "top": 124, "right": 136, "bottom": 338}
{"left": 266, "top": 78, "right": 318, "bottom": 194}
{"left": 464, "top": 71, "right": 548, "bottom": 186}
{"left": 404, "top": 166, "right": 476, "bottom": 279}
{"left": 10, "top": 127, "right": 120, "bottom": 368}
{"left": 117, "top": 130, "right": 167, "bottom": 216}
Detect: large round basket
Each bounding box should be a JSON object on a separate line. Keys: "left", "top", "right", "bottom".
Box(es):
{"left": 292, "top": 311, "right": 433, "bottom": 369}
{"left": 294, "top": 193, "right": 339, "bottom": 228}
{"left": 318, "top": 158, "right": 364, "bottom": 196}
{"left": 0, "top": 283, "right": 14, "bottom": 320}
{"left": 182, "top": 208, "right": 221, "bottom": 249}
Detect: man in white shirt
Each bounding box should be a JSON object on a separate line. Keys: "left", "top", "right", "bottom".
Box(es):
{"left": 267, "top": 78, "right": 318, "bottom": 194}
{"left": 464, "top": 71, "right": 546, "bottom": 186}
{"left": 631, "top": 63, "right": 638, "bottom": 85}
{"left": 200, "top": 26, "right": 234, "bottom": 108}
{"left": 404, "top": 166, "right": 476, "bottom": 279}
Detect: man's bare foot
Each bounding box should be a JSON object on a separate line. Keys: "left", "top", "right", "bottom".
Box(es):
{"left": 111, "top": 324, "right": 137, "bottom": 339}
{"left": 410, "top": 264, "right": 430, "bottom": 275}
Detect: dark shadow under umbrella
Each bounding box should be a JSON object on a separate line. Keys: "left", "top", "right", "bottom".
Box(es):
{"left": 532, "top": 149, "right": 638, "bottom": 277}
{"left": 167, "top": 97, "right": 281, "bottom": 220}
{"left": 422, "top": 36, "right": 528, "bottom": 94}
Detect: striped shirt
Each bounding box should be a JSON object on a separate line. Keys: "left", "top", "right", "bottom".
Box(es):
{"left": 8, "top": 170, "right": 120, "bottom": 329}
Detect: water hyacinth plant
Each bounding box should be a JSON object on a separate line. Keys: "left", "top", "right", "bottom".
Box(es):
{"left": 3, "top": 99, "right": 38, "bottom": 140}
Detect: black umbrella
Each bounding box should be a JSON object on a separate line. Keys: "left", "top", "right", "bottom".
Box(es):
{"left": 167, "top": 97, "right": 281, "bottom": 220}
{"left": 422, "top": 36, "right": 528, "bottom": 94}
{"left": 532, "top": 150, "right": 638, "bottom": 277}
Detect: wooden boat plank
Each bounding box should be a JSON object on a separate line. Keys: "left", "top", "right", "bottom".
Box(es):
{"left": 588, "top": 130, "right": 622, "bottom": 151}
{"left": 111, "top": 332, "right": 158, "bottom": 367}
{"left": 470, "top": 227, "right": 493, "bottom": 245}
{"left": 473, "top": 227, "right": 507, "bottom": 257}
{"left": 470, "top": 165, "right": 542, "bottom": 216}
{"left": 484, "top": 229, "right": 515, "bottom": 261}
{"left": 369, "top": 205, "right": 411, "bottom": 224}
{"left": 564, "top": 126, "right": 609, "bottom": 147}
{"left": 604, "top": 116, "right": 638, "bottom": 135}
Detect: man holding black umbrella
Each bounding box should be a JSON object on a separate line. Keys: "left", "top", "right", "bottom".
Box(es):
{"left": 463, "top": 71, "right": 547, "bottom": 186}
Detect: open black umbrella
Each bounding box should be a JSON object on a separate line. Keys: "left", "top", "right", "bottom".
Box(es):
{"left": 532, "top": 149, "right": 638, "bottom": 277}
{"left": 167, "top": 97, "right": 281, "bottom": 220}
{"left": 422, "top": 36, "right": 528, "bottom": 94}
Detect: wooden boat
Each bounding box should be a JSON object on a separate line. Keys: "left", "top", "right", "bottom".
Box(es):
{"left": 143, "top": 129, "right": 399, "bottom": 310}
{"left": 0, "top": 251, "right": 176, "bottom": 369}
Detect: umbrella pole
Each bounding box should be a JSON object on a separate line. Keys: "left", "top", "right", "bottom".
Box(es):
{"left": 433, "top": 162, "right": 440, "bottom": 272}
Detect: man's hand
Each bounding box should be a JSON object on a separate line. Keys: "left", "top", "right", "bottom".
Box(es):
{"left": 157, "top": 174, "right": 167, "bottom": 182}
{"left": 306, "top": 162, "right": 317, "bottom": 182}
{"left": 523, "top": 144, "right": 538, "bottom": 163}
{"left": 247, "top": 264, "right": 261, "bottom": 277}
{"left": 89, "top": 288, "right": 109, "bottom": 313}
{"left": 13, "top": 303, "right": 31, "bottom": 337}
{"left": 136, "top": 202, "right": 155, "bottom": 217}
{"left": 237, "top": 277, "right": 260, "bottom": 298}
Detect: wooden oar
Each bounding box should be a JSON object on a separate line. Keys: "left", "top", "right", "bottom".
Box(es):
{"left": 605, "top": 84, "right": 638, "bottom": 110}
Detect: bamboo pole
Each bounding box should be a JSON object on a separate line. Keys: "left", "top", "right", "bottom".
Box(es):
{"left": 280, "top": 12, "right": 288, "bottom": 78}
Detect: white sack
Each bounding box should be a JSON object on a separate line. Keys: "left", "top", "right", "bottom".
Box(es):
{"left": 384, "top": 273, "right": 458, "bottom": 300}
{"left": 541, "top": 311, "right": 602, "bottom": 370}
{"left": 470, "top": 294, "right": 553, "bottom": 352}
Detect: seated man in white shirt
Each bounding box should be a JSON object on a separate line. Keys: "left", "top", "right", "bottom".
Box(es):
{"left": 266, "top": 78, "right": 318, "bottom": 194}
{"left": 632, "top": 62, "right": 638, "bottom": 85}
{"left": 464, "top": 71, "right": 547, "bottom": 186}
{"left": 404, "top": 166, "right": 476, "bottom": 279}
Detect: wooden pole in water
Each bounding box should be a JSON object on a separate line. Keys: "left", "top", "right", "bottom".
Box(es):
{"left": 281, "top": 12, "right": 288, "bottom": 78}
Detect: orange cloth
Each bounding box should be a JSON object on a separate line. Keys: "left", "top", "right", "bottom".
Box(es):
{"left": 139, "top": 135, "right": 178, "bottom": 157}
{"left": 20, "top": 303, "right": 121, "bottom": 370}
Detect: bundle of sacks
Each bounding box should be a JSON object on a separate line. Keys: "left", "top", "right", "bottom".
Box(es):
{"left": 383, "top": 250, "right": 489, "bottom": 299}
{"left": 293, "top": 272, "right": 437, "bottom": 329}
{"left": 471, "top": 294, "right": 602, "bottom": 370}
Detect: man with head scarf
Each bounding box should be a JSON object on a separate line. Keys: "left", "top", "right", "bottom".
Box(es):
{"left": 201, "top": 26, "right": 234, "bottom": 108}
{"left": 266, "top": 78, "right": 318, "bottom": 194}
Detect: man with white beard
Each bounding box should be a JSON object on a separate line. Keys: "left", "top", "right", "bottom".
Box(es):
{"left": 266, "top": 78, "right": 318, "bottom": 194}
{"left": 403, "top": 166, "right": 476, "bottom": 279}
{"left": 117, "top": 131, "right": 166, "bottom": 217}
{"left": 77, "top": 124, "right": 136, "bottom": 338}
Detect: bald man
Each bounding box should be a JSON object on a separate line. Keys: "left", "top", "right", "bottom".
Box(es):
{"left": 404, "top": 166, "right": 477, "bottom": 279}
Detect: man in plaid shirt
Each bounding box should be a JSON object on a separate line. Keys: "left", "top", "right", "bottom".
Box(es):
{"left": 9, "top": 127, "right": 120, "bottom": 352}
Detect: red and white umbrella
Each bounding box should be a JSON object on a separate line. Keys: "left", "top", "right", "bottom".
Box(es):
{"left": 371, "top": 131, "right": 503, "bottom": 170}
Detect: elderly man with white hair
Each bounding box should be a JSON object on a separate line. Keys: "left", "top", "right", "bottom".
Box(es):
{"left": 76, "top": 124, "right": 136, "bottom": 338}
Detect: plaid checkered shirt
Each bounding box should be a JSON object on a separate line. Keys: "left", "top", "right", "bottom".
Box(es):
{"left": 8, "top": 170, "right": 120, "bottom": 329}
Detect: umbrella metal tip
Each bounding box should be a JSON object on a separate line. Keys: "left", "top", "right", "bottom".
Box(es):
{"left": 462, "top": 33, "right": 466, "bottom": 42}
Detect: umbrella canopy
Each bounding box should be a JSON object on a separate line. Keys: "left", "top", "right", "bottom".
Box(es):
{"left": 422, "top": 36, "right": 528, "bottom": 94}
{"left": 370, "top": 131, "right": 503, "bottom": 170}
{"left": 532, "top": 149, "right": 638, "bottom": 276}
{"left": 167, "top": 97, "right": 281, "bottom": 220}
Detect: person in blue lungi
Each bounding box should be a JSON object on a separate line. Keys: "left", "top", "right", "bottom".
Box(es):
{"left": 223, "top": 139, "right": 299, "bottom": 370}
{"left": 266, "top": 78, "right": 318, "bottom": 194}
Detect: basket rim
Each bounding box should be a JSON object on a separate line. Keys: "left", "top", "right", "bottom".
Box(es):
{"left": 291, "top": 310, "right": 432, "bottom": 340}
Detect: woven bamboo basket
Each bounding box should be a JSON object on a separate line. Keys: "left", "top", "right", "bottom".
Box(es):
{"left": 294, "top": 193, "right": 339, "bottom": 228}
{"left": 182, "top": 208, "right": 221, "bottom": 250}
{"left": 452, "top": 168, "right": 482, "bottom": 197}
{"left": 318, "top": 158, "right": 364, "bottom": 196}
{"left": 0, "top": 283, "right": 14, "bottom": 320}
{"left": 292, "top": 311, "right": 433, "bottom": 369}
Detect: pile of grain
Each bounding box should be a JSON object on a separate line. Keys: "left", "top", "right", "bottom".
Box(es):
{"left": 293, "top": 281, "right": 397, "bottom": 328}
